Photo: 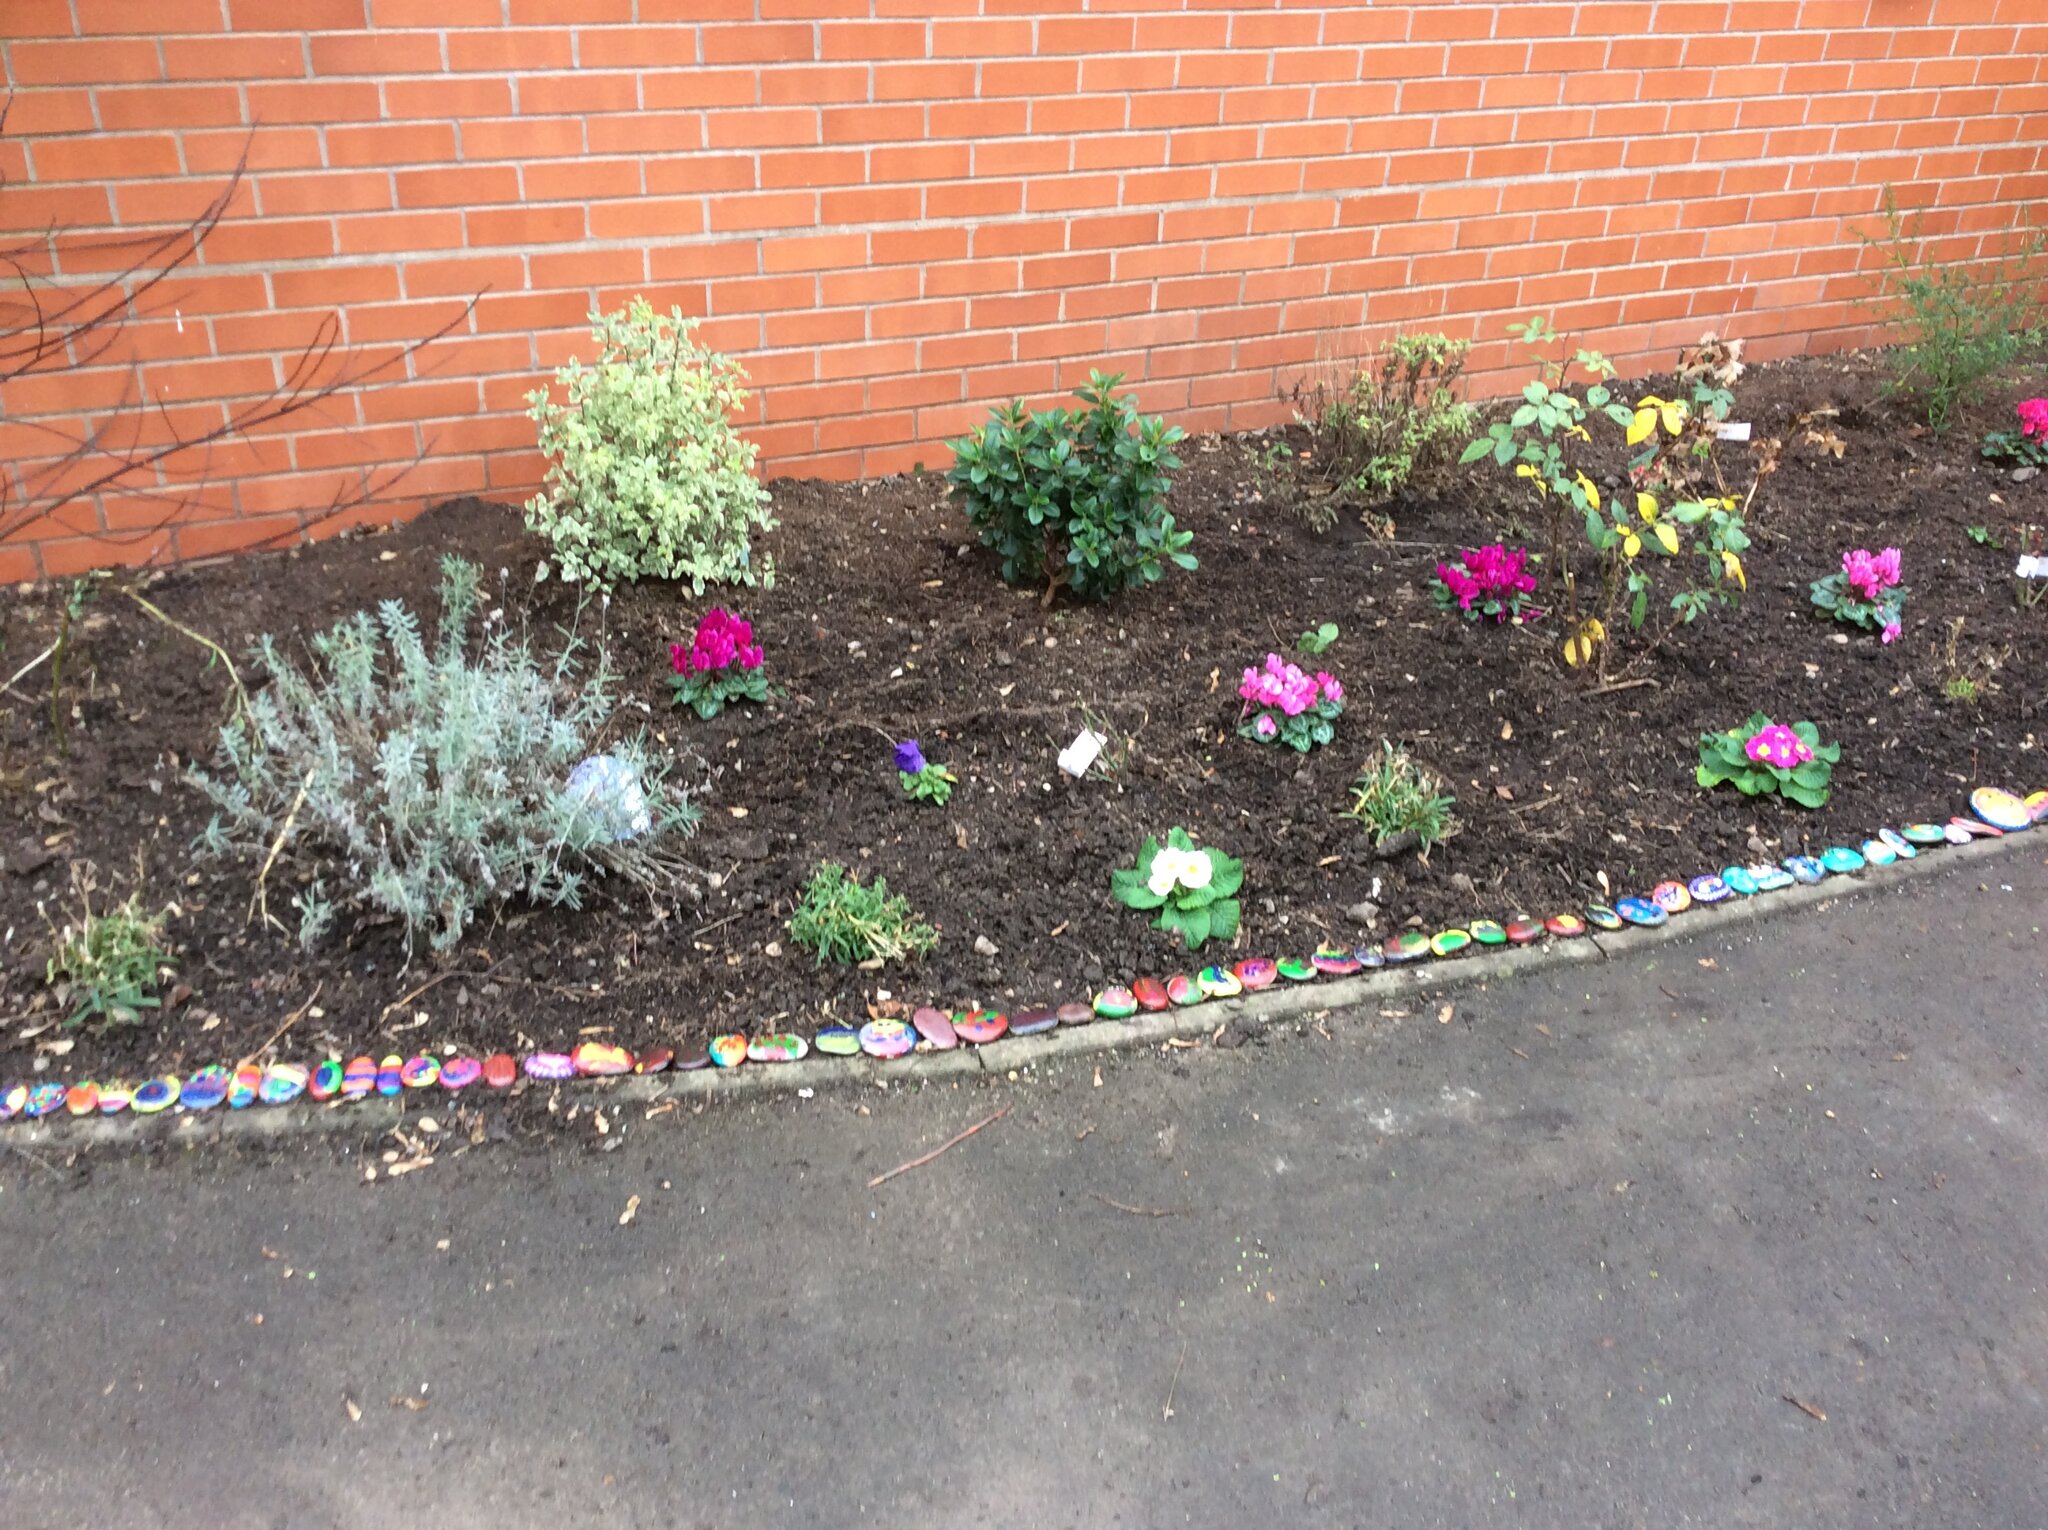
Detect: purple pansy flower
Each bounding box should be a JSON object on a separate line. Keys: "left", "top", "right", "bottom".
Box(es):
{"left": 894, "top": 739, "right": 926, "bottom": 775}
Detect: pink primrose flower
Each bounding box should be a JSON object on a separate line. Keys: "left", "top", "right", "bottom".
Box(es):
{"left": 1743, "top": 722, "right": 1811, "bottom": 770}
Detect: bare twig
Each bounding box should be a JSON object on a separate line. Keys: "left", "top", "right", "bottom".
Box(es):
{"left": 1090, "top": 1192, "right": 1188, "bottom": 1218}
{"left": 867, "top": 1105, "right": 1011, "bottom": 1188}
{"left": 376, "top": 957, "right": 511, "bottom": 1025}
{"left": 122, "top": 588, "right": 250, "bottom": 726}
{"left": 1782, "top": 1394, "right": 1827, "bottom": 1422}
{"left": 1163, "top": 1336, "right": 1189, "bottom": 1422}
{"left": 248, "top": 770, "right": 312, "bottom": 932}
{"left": 236, "top": 981, "right": 322, "bottom": 1069}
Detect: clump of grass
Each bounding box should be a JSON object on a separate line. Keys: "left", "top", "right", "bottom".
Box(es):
{"left": 1344, "top": 742, "right": 1458, "bottom": 855}
{"left": 787, "top": 862, "right": 937, "bottom": 967}
{"left": 43, "top": 866, "right": 173, "bottom": 1028}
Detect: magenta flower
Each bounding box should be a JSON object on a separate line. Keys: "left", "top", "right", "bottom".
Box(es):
{"left": 1253, "top": 714, "right": 1278, "bottom": 740}
{"left": 1881, "top": 620, "right": 1900, "bottom": 644}
{"left": 1842, "top": 547, "right": 1902, "bottom": 602}
{"left": 674, "top": 609, "right": 761, "bottom": 675}
{"left": 2019, "top": 397, "right": 2048, "bottom": 441}
{"left": 1434, "top": 544, "right": 1538, "bottom": 623}
{"left": 1743, "top": 723, "right": 1813, "bottom": 770}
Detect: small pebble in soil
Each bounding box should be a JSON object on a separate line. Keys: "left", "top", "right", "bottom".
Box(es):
{"left": 974, "top": 934, "right": 999, "bottom": 957}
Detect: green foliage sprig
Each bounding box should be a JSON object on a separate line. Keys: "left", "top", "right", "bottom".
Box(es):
{"left": 1344, "top": 742, "right": 1458, "bottom": 854}
{"left": 1292, "top": 332, "right": 1474, "bottom": 531}
{"left": 43, "top": 870, "right": 171, "bottom": 1029}
{"left": 787, "top": 862, "right": 937, "bottom": 967}
{"left": 1109, "top": 827, "right": 1243, "bottom": 951}
{"left": 946, "top": 370, "right": 1193, "bottom": 606}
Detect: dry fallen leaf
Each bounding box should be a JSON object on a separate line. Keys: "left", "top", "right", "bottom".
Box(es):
{"left": 344, "top": 1397, "right": 363, "bottom": 1423}
{"left": 1494, "top": 785, "right": 1514, "bottom": 801}
{"left": 1437, "top": 1003, "right": 1455, "bottom": 1025}
{"left": 1697, "top": 958, "right": 1717, "bottom": 970}
{"left": 619, "top": 1194, "right": 641, "bottom": 1227}
{"left": 389, "top": 1396, "right": 428, "bottom": 1412}
{"left": 1499, "top": 720, "right": 1514, "bottom": 741}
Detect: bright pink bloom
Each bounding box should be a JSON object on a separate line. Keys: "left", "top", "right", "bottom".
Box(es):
{"left": 2018, "top": 397, "right": 2048, "bottom": 441}
{"left": 1842, "top": 547, "right": 1901, "bottom": 602}
{"left": 1239, "top": 653, "right": 1342, "bottom": 726}
{"left": 1253, "top": 714, "right": 1278, "bottom": 740}
{"left": 1436, "top": 544, "right": 1537, "bottom": 621}
{"left": 674, "top": 609, "right": 761, "bottom": 675}
{"left": 1881, "top": 620, "right": 1900, "bottom": 645}
{"left": 1743, "top": 723, "right": 1812, "bottom": 770}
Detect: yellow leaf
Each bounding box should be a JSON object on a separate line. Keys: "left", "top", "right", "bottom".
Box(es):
{"left": 1568, "top": 424, "right": 1591, "bottom": 442}
{"left": 1722, "top": 550, "right": 1747, "bottom": 588}
{"left": 1622, "top": 532, "right": 1641, "bottom": 558}
{"left": 1585, "top": 618, "right": 1605, "bottom": 642}
{"left": 1563, "top": 635, "right": 1585, "bottom": 667}
{"left": 1515, "top": 462, "right": 1539, "bottom": 478}
{"left": 1660, "top": 400, "right": 1686, "bottom": 433}
{"left": 1627, "top": 407, "right": 1657, "bottom": 446}
{"left": 1636, "top": 492, "right": 1658, "bottom": 522}
{"left": 1653, "top": 522, "right": 1680, "bottom": 555}
{"left": 1574, "top": 473, "right": 1601, "bottom": 510}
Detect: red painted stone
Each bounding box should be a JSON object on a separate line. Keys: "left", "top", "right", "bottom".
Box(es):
{"left": 482, "top": 1053, "right": 518, "bottom": 1090}
{"left": 1132, "top": 977, "right": 1171, "bottom": 1012}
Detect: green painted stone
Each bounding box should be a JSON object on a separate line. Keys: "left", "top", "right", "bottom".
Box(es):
{"left": 1467, "top": 919, "right": 1507, "bottom": 946}
{"left": 1167, "top": 973, "right": 1204, "bottom": 1007}
{"left": 1585, "top": 904, "right": 1624, "bottom": 931}
{"left": 1276, "top": 956, "right": 1317, "bottom": 982}
{"left": 1092, "top": 986, "right": 1138, "bottom": 1019}
{"left": 1901, "top": 823, "right": 1946, "bottom": 846}
{"left": 1820, "top": 845, "right": 1866, "bottom": 873}
{"left": 814, "top": 1027, "right": 861, "bottom": 1057}
{"left": 1196, "top": 965, "right": 1242, "bottom": 999}
{"left": 1429, "top": 928, "right": 1472, "bottom": 957}
{"left": 1384, "top": 930, "right": 1430, "bottom": 963}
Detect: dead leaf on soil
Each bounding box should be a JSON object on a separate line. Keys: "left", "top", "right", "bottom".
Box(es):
{"left": 344, "top": 1397, "right": 362, "bottom": 1423}
{"left": 1438, "top": 1003, "right": 1455, "bottom": 1025}
{"left": 619, "top": 1194, "right": 641, "bottom": 1227}
{"left": 389, "top": 1396, "right": 428, "bottom": 1412}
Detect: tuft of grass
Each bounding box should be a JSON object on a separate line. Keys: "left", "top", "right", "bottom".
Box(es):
{"left": 44, "top": 866, "right": 173, "bottom": 1028}
{"left": 787, "top": 862, "right": 937, "bottom": 967}
{"left": 1345, "top": 742, "right": 1459, "bottom": 854}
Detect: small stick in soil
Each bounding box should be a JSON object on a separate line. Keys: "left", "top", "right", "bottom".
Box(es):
{"left": 248, "top": 770, "right": 312, "bottom": 933}
{"left": 376, "top": 957, "right": 509, "bottom": 1025}
{"left": 122, "top": 588, "right": 252, "bottom": 726}
{"left": 867, "top": 1105, "right": 1011, "bottom": 1188}
{"left": 1163, "top": 1336, "right": 1189, "bottom": 1422}
{"left": 1782, "top": 1394, "right": 1827, "bottom": 1422}
{"left": 1090, "top": 1192, "right": 1188, "bottom": 1217}
{"left": 4, "top": 1139, "right": 68, "bottom": 1181}
{"left": 238, "top": 980, "right": 323, "bottom": 1069}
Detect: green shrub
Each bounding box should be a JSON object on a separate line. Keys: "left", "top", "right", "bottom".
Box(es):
{"left": 1293, "top": 332, "right": 1474, "bottom": 532}
{"left": 1858, "top": 196, "right": 2046, "bottom": 433}
{"left": 1345, "top": 742, "right": 1458, "bottom": 854}
{"left": 787, "top": 862, "right": 937, "bottom": 967}
{"left": 946, "top": 370, "right": 1192, "bottom": 606}
{"left": 191, "top": 556, "right": 698, "bottom": 955}
{"left": 44, "top": 870, "right": 172, "bottom": 1028}
{"left": 525, "top": 298, "right": 774, "bottom": 591}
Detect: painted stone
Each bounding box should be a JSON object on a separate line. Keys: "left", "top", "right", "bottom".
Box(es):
{"left": 376, "top": 1056, "right": 404, "bottom": 1096}
{"left": 1467, "top": 919, "right": 1507, "bottom": 946}
{"left": 259, "top": 1063, "right": 308, "bottom": 1105}
{"left": 1943, "top": 820, "right": 1976, "bottom": 845}
{"left": 1820, "top": 846, "right": 1866, "bottom": 874}
{"left": 0, "top": 1082, "right": 23, "bottom": 1121}
{"left": 1504, "top": 918, "right": 1545, "bottom": 945}
{"left": 814, "top": 1027, "right": 861, "bottom": 1057}
{"left": 1584, "top": 904, "right": 1624, "bottom": 931}
{"left": 1166, "top": 974, "right": 1203, "bottom": 1007}
{"left": 1429, "top": 928, "right": 1472, "bottom": 957}
{"left": 181, "top": 1067, "right": 230, "bottom": 1111}
{"left": 1688, "top": 875, "right": 1731, "bottom": 905}
{"left": 400, "top": 1055, "right": 443, "bottom": 1089}
{"left": 1901, "top": 823, "right": 1947, "bottom": 846}
{"left": 310, "top": 1059, "right": 343, "bottom": 1101}
{"left": 1196, "top": 966, "right": 1242, "bottom": 999}
{"left": 1860, "top": 838, "right": 1897, "bottom": 867}
{"left": 675, "top": 1048, "right": 711, "bottom": 1071}
{"left": 1233, "top": 958, "right": 1278, "bottom": 991}
{"left": 632, "top": 1048, "right": 672, "bottom": 1076}
{"left": 342, "top": 1056, "right": 377, "bottom": 1098}
{"left": 1970, "top": 786, "right": 2033, "bottom": 832}
{"left": 912, "top": 1007, "right": 957, "bottom": 1049}
{"left": 227, "top": 1066, "right": 261, "bottom": 1109}
{"left": 1615, "top": 897, "right": 1667, "bottom": 927}
{"left": 748, "top": 1034, "right": 808, "bottom": 1064}
{"left": 707, "top": 1035, "right": 749, "bottom": 1069}
{"left": 1384, "top": 931, "right": 1430, "bottom": 963}
{"left": 66, "top": 1082, "right": 99, "bottom": 1116}
{"left": 571, "top": 1042, "right": 634, "bottom": 1077}
{"left": 1749, "top": 863, "right": 1795, "bottom": 892}
{"left": 1311, "top": 945, "right": 1362, "bottom": 976}
{"left": 1950, "top": 815, "right": 2002, "bottom": 840}
{"left": 1720, "top": 866, "right": 1759, "bottom": 896}
{"left": 858, "top": 1018, "right": 916, "bottom": 1059}
{"left": 1011, "top": 1008, "right": 1059, "bottom": 1037}
{"left": 97, "top": 1082, "right": 132, "bottom": 1115}
{"left": 955, "top": 1010, "right": 1010, "bottom": 1044}
{"left": 1545, "top": 913, "right": 1588, "bottom": 938}
{"left": 1877, "top": 827, "right": 1917, "bottom": 860}
{"left": 1650, "top": 881, "right": 1692, "bottom": 915}
{"left": 26, "top": 1081, "right": 68, "bottom": 1117}
{"left": 1276, "top": 957, "right": 1317, "bottom": 983}
{"left": 482, "top": 1053, "right": 518, "bottom": 1089}
{"left": 1095, "top": 985, "right": 1140, "bottom": 1019}
{"left": 132, "top": 1077, "right": 179, "bottom": 1115}
{"left": 1351, "top": 945, "right": 1388, "bottom": 969}
{"left": 1783, "top": 855, "right": 1827, "bottom": 885}
{"left": 524, "top": 1050, "right": 577, "bottom": 1080}
{"left": 441, "top": 1056, "right": 484, "bottom": 1089}
{"left": 1057, "top": 1001, "right": 1096, "bottom": 1027}
{"left": 1133, "top": 977, "right": 1172, "bottom": 1011}
{"left": 2029, "top": 790, "right": 2048, "bottom": 823}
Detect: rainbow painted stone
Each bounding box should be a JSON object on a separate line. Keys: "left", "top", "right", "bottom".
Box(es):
{"left": 1504, "top": 918, "right": 1545, "bottom": 945}
{"left": 26, "top": 1082, "right": 67, "bottom": 1118}
{"left": 376, "top": 1056, "right": 404, "bottom": 1096}
{"left": 814, "top": 1027, "right": 861, "bottom": 1057}
{"left": 1901, "top": 823, "right": 1947, "bottom": 846}
{"left": 1720, "top": 866, "right": 1758, "bottom": 896}
{"left": 1877, "top": 828, "right": 1916, "bottom": 860}
{"left": 1196, "top": 966, "right": 1242, "bottom": 999}
{"left": 1650, "top": 881, "right": 1692, "bottom": 915}
{"left": 1093, "top": 986, "right": 1139, "bottom": 1019}
{"left": 1384, "top": 931, "right": 1430, "bottom": 963}
{"left": 1010, "top": 1008, "right": 1058, "bottom": 1036}
{"left": 66, "top": 1082, "right": 98, "bottom": 1116}
{"left": 181, "top": 1068, "right": 230, "bottom": 1111}
{"left": 857, "top": 1019, "right": 915, "bottom": 1059}
{"left": 228, "top": 1065, "right": 261, "bottom": 1109}
{"left": 98, "top": 1082, "right": 131, "bottom": 1115}
{"left": 1820, "top": 846, "right": 1866, "bottom": 874}
{"left": 913, "top": 1007, "right": 958, "bottom": 1049}
{"left": 1132, "top": 977, "right": 1172, "bottom": 1012}
{"left": 1166, "top": 974, "right": 1203, "bottom": 1007}
{"left": 572, "top": 1043, "right": 634, "bottom": 1077}
{"left": 1615, "top": 897, "right": 1667, "bottom": 928}
{"left": 1311, "top": 945, "right": 1361, "bottom": 976}
{"left": 1545, "top": 913, "right": 1588, "bottom": 938}
{"left": 954, "top": 1009, "right": 1009, "bottom": 1043}
{"left": 2030, "top": 790, "right": 2048, "bottom": 823}
{"left": 441, "top": 1056, "right": 484, "bottom": 1089}
{"left": 132, "top": 1077, "right": 179, "bottom": 1114}
{"left": 401, "top": 1055, "right": 443, "bottom": 1088}
{"left": 310, "top": 1059, "right": 343, "bottom": 1101}
{"left": 1584, "top": 905, "right": 1624, "bottom": 931}
{"left": 1429, "top": 929, "right": 1472, "bottom": 957}
{"left": 0, "top": 1083, "right": 23, "bottom": 1121}
{"left": 1466, "top": 919, "right": 1506, "bottom": 947}
{"left": 1233, "top": 958, "right": 1278, "bottom": 991}
{"left": 747, "top": 1034, "right": 808, "bottom": 1064}
{"left": 1057, "top": 1002, "right": 1095, "bottom": 1027}
{"left": 1687, "top": 875, "right": 1730, "bottom": 904}
{"left": 342, "top": 1056, "right": 376, "bottom": 1098}
{"left": 1277, "top": 957, "right": 1317, "bottom": 982}
{"left": 1970, "top": 787, "right": 2032, "bottom": 831}
{"left": 259, "top": 1063, "right": 308, "bottom": 1105}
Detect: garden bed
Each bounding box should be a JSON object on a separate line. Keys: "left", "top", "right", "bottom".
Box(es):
{"left": 2, "top": 348, "right": 2041, "bottom": 1083}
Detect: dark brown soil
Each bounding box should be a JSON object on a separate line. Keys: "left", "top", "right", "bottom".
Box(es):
{"left": 3, "top": 348, "right": 2043, "bottom": 1083}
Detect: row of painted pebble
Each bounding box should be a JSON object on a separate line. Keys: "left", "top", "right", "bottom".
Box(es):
{"left": 4, "top": 787, "right": 2041, "bottom": 1125}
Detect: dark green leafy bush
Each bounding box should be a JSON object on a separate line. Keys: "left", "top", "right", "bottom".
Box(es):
{"left": 945, "top": 370, "right": 1192, "bottom": 605}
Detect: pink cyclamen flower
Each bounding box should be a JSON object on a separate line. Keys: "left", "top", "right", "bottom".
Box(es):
{"left": 1842, "top": 547, "right": 1902, "bottom": 602}
{"left": 2018, "top": 398, "right": 2048, "bottom": 441}
{"left": 1881, "top": 620, "right": 1900, "bottom": 645}
{"left": 1316, "top": 672, "right": 1343, "bottom": 706}
{"left": 1254, "top": 714, "right": 1278, "bottom": 740}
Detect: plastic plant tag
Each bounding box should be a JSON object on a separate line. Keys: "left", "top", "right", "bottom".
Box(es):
{"left": 1714, "top": 421, "right": 1752, "bottom": 441}
{"left": 1058, "top": 728, "right": 1108, "bottom": 778}
{"left": 2016, "top": 555, "right": 2048, "bottom": 579}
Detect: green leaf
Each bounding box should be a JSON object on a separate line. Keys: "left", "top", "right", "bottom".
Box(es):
{"left": 1176, "top": 903, "right": 1212, "bottom": 951}
{"left": 1206, "top": 853, "right": 1245, "bottom": 898}
{"left": 1208, "top": 898, "right": 1241, "bottom": 943}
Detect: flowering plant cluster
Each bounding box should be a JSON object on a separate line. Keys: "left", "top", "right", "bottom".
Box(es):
{"left": 1109, "top": 826, "right": 1243, "bottom": 951}
{"left": 1430, "top": 544, "right": 1540, "bottom": 624}
{"left": 1809, "top": 546, "right": 1906, "bottom": 643}
{"left": 893, "top": 739, "right": 955, "bottom": 807}
{"left": 1981, "top": 398, "right": 2048, "bottom": 469}
{"left": 669, "top": 608, "right": 769, "bottom": 719}
{"left": 1237, "top": 653, "right": 1345, "bottom": 753}
{"left": 1696, "top": 711, "right": 1839, "bottom": 808}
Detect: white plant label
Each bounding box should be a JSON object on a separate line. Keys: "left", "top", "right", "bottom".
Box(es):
{"left": 1058, "top": 729, "right": 1108, "bottom": 778}
{"left": 2016, "top": 554, "right": 2048, "bottom": 579}
{"left": 1714, "top": 421, "right": 1752, "bottom": 441}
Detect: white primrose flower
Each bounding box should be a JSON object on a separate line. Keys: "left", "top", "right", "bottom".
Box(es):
{"left": 1147, "top": 847, "right": 1189, "bottom": 898}
{"left": 1177, "top": 849, "right": 1213, "bottom": 890}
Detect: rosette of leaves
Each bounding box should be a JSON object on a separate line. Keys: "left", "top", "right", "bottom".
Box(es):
{"left": 1109, "top": 827, "right": 1243, "bottom": 951}
{"left": 1696, "top": 712, "right": 1839, "bottom": 809}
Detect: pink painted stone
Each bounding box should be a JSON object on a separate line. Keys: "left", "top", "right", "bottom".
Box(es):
{"left": 912, "top": 1007, "right": 957, "bottom": 1050}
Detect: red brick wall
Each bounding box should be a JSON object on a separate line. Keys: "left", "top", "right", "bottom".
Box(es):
{"left": 2, "top": 1, "right": 2044, "bottom": 579}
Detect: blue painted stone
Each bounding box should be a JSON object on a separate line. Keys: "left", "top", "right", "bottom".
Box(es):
{"left": 1688, "top": 874, "right": 1731, "bottom": 904}
{"left": 1720, "top": 865, "right": 1759, "bottom": 896}
{"left": 132, "top": 1077, "right": 178, "bottom": 1114}
{"left": 1783, "top": 855, "right": 1827, "bottom": 884}
{"left": 1901, "top": 823, "right": 1947, "bottom": 846}
{"left": 1750, "top": 863, "right": 1795, "bottom": 892}
{"left": 25, "top": 1081, "right": 67, "bottom": 1118}
{"left": 1820, "top": 845, "right": 1866, "bottom": 874}
{"left": 1615, "top": 897, "right": 1667, "bottom": 927}
{"left": 1350, "top": 945, "right": 1388, "bottom": 969}
{"left": 181, "top": 1067, "right": 230, "bottom": 1111}
{"left": 1584, "top": 904, "right": 1624, "bottom": 931}
{"left": 1860, "top": 838, "right": 1897, "bottom": 867}
{"left": 1877, "top": 827, "right": 1917, "bottom": 859}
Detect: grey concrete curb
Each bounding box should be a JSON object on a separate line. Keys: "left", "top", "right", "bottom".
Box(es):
{"left": 14, "top": 830, "right": 2029, "bottom": 1154}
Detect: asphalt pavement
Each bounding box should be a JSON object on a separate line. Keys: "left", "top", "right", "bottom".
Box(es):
{"left": 2, "top": 843, "right": 2045, "bottom": 1529}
